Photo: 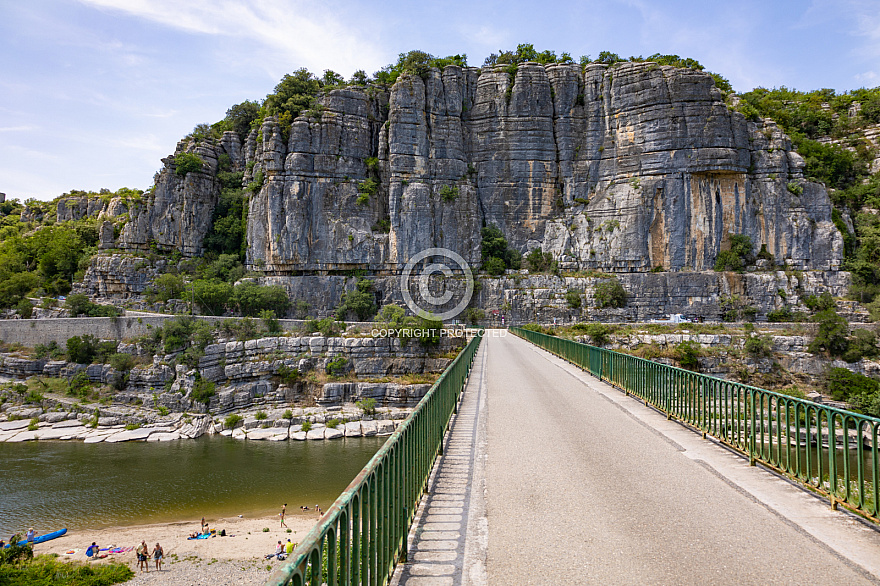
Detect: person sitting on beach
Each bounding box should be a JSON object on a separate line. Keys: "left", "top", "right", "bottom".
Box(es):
{"left": 86, "top": 542, "right": 99, "bottom": 558}
{"left": 203, "top": 523, "right": 210, "bottom": 535}
{"left": 266, "top": 540, "right": 283, "bottom": 559}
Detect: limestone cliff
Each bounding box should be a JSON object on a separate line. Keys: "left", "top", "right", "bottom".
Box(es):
{"left": 102, "top": 61, "right": 846, "bottom": 320}
{"left": 234, "top": 61, "right": 841, "bottom": 273}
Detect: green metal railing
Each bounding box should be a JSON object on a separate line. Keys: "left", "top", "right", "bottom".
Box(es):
{"left": 265, "top": 334, "right": 481, "bottom": 586}
{"left": 512, "top": 327, "right": 880, "bottom": 524}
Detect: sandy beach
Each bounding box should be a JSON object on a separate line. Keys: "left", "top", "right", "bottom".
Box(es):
{"left": 32, "top": 512, "right": 322, "bottom": 585}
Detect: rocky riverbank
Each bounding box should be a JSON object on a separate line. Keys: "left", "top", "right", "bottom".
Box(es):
{"left": 0, "top": 402, "right": 408, "bottom": 443}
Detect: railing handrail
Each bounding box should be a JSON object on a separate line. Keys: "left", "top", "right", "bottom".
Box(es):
{"left": 511, "top": 327, "right": 880, "bottom": 524}
{"left": 265, "top": 334, "right": 481, "bottom": 585}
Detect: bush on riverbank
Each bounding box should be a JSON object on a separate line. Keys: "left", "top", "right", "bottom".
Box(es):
{"left": 0, "top": 554, "right": 133, "bottom": 586}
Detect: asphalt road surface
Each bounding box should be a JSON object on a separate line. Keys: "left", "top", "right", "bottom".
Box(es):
{"left": 485, "top": 332, "right": 880, "bottom": 585}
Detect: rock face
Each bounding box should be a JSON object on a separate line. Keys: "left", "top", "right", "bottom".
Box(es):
{"left": 239, "top": 62, "right": 841, "bottom": 274}
{"left": 112, "top": 62, "right": 842, "bottom": 274}
{"left": 116, "top": 133, "right": 242, "bottom": 256}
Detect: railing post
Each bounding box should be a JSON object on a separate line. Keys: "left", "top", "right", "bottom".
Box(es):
{"left": 749, "top": 390, "right": 757, "bottom": 466}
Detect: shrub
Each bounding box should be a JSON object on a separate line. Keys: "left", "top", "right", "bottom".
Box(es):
{"left": 356, "top": 397, "right": 377, "bottom": 415}
{"left": 579, "top": 323, "right": 616, "bottom": 346}
{"left": 282, "top": 409, "right": 293, "bottom": 419}
{"left": 304, "top": 317, "right": 345, "bottom": 337}
{"left": 397, "top": 315, "right": 443, "bottom": 346}
{"left": 673, "top": 341, "right": 701, "bottom": 370}
{"left": 808, "top": 309, "right": 849, "bottom": 356}
{"left": 68, "top": 370, "right": 92, "bottom": 399}
{"left": 842, "top": 328, "right": 879, "bottom": 363}
{"left": 744, "top": 335, "right": 773, "bottom": 358}
{"left": 766, "top": 307, "right": 797, "bottom": 322}
{"left": 301, "top": 420, "right": 313, "bottom": 432}
{"left": 108, "top": 352, "right": 135, "bottom": 372}
{"left": 146, "top": 273, "right": 186, "bottom": 303}
{"left": 714, "top": 250, "right": 743, "bottom": 272}
{"left": 481, "top": 225, "right": 520, "bottom": 274}
{"left": 565, "top": 289, "right": 582, "bottom": 309}
{"left": 802, "top": 292, "right": 835, "bottom": 312}
{"left": 827, "top": 367, "right": 880, "bottom": 414}
{"left": 326, "top": 356, "right": 349, "bottom": 377}
{"left": 336, "top": 279, "right": 377, "bottom": 321}
{"left": 174, "top": 152, "right": 204, "bottom": 176}
{"left": 277, "top": 364, "right": 301, "bottom": 385}
{"left": 260, "top": 309, "right": 281, "bottom": 334}
{"left": 0, "top": 533, "right": 32, "bottom": 566}
{"left": 255, "top": 411, "right": 268, "bottom": 420}
{"left": 439, "top": 184, "right": 458, "bottom": 202}
{"left": 525, "top": 248, "right": 554, "bottom": 272}
{"left": 231, "top": 282, "right": 290, "bottom": 317}
{"left": 483, "top": 257, "right": 507, "bottom": 276}
{"left": 157, "top": 406, "right": 170, "bottom": 416}
{"left": 67, "top": 335, "right": 100, "bottom": 364}
{"left": 28, "top": 418, "right": 39, "bottom": 431}
{"left": 377, "top": 304, "right": 406, "bottom": 325}
{"left": 786, "top": 181, "right": 804, "bottom": 195}
{"left": 327, "top": 418, "right": 341, "bottom": 429}
{"left": 16, "top": 298, "right": 33, "bottom": 318}
{"left": 465, "top": 307, "right": 485, "bottom": 325}
{"left": 24, "top": 390, "right": 44, "bottom": 404}
{"left": 594, "top": 278, "right": 627, "bottom": 308}
{"left": 191, "top": 376, "right": 215, "bottom": 405}
{"left": 34, "top": 341, "right": 63, "bottom": 359}
{"left": 65, "top": 294, "right": 122, "bottom": 318}
{"left": 225, "top": 414, "right": 243, "bottom": 428}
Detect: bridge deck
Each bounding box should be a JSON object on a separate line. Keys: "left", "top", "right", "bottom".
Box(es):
{"left": 393, "top": 332, "right": 880, "bottom": 585}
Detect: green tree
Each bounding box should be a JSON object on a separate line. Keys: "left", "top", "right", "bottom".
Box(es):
{"left": 481, "top": 225, "right": 520, "bottom": 274}
{"left": 337, "top": 278, "right": 378, "bottom": 321}
{"left": 225, "top": 100, "right": 261, "bottom": 141}
{"left": 231, "top": 281, "right": 290, "bottom": 317}
{"left": 808, "top": 309, "right": 850, "bottom": 356}
{"left": 174, "top": 152, "right": 204, "bottom": 176}
{"left": 192, "top": 279, "right": 233, "bottom": 315}
{"left": 594, "top": 278, "right": 627, "bottom": 308}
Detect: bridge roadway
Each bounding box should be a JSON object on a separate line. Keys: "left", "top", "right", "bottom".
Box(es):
{"left": 391, "top": 331, "right": 880, "bottom": 585}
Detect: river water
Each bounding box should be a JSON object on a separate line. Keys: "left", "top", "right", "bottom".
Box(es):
{"left": 0, "top": 436, "right": 386, "bottom": 537}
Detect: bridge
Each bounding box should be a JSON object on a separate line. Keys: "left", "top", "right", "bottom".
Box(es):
{"left": 268, "top": 329, "right": 880, "bottom": 585}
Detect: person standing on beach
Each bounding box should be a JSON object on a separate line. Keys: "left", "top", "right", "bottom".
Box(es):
{"left": 280, "top": 503, "right": 287, "bottom": 528}
{"left": 153, "top": 542, "right": 163, "bottom": 571}
{"left": 25, "top": 528, "right": 35, "bottom": 544}
{"left": 136, "top": 541, "right": 149, "bottom": 572}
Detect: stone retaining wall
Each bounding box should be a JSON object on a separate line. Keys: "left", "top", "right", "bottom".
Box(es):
{"left": 0, "top": 316, "right": 377, "bottom": 347}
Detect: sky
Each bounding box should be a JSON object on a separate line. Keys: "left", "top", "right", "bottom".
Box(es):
{"left": 2, "top": 0, "right": 880, "bottom": 201}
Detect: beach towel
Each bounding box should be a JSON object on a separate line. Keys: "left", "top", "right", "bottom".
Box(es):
{"left": 187, "top": 534, "right": 211, "bottom": 540}
{"left": 63, "top": 549, "right": 80, "bottom": 555}
{"left": 109, "top": 547, "right": 131, "bottom": 553}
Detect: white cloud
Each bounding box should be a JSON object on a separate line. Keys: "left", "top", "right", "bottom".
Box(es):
{"left": 855, "top": 70, "right": 879, "bottom": 83}
{"left": 0, "top": 126, "right": 37, "bottom": 133}
{"left": 77, "top": 0, "right": 386, "bottom": 76}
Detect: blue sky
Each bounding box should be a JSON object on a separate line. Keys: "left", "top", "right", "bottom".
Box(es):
{"left": 2, "top": 0, "right": 880, "bottom": 201}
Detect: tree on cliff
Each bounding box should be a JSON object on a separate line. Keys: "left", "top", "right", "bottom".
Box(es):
{"left": 481, "top": 225, "right": 521, "bottom": 276}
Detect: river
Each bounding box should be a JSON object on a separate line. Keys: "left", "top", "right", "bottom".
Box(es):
{"left": 0, "top": 436, "right": 386, "bottom": 537}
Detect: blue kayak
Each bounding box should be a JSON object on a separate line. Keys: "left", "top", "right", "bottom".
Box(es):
{"left": 5, "top": 528, "right": 67, "bottom": 547}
